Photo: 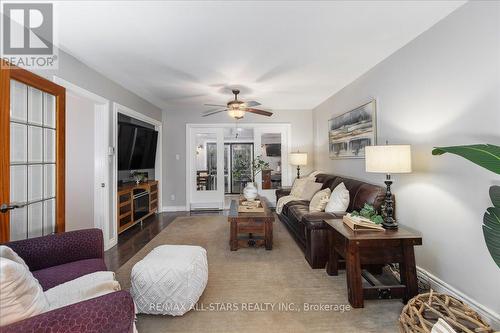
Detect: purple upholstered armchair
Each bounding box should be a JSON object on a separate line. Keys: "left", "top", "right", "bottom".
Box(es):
{"left": 1, "top": 229, "right": 135, "bottom": 333}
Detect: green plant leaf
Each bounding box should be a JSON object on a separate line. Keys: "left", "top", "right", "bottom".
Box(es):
{"left": 432, "top": 144, "right": 500, "bottom": 175}
{"left": 371, "top": 215, "right": 384, "bottom": 225}
{"left": 490, "top": 185, "right": 500, "bottom": 208}
{"left": 484, "top": 186, "right": 500, "bottom": 269}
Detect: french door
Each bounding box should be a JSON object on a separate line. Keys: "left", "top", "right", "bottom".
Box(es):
{"left": 188, "top": 127, "right": 224, "bottom": 210}
{"left": 224, "top": 143, "right": 253, "bottom": 194}
{"left": 0, "top": 61, "right": 65, "bottom": 243}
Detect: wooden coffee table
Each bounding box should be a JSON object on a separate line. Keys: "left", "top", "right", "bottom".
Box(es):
{"left": 228, "top": 197, "right": 274, "bottom": 251}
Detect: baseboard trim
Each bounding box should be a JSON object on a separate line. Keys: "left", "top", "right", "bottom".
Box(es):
{"left": 162, "top": 205, "right": 188, "bottom": 212}
{"left": 417, "top": 266, "right": 500, "bottom": 328}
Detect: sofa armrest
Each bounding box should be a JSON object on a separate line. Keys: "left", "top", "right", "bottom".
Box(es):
{"left": 302, "top": 212, "right": 346, "bottom": 230}
{"left": 276, "top": 187, "right": 292, "bottom": 202}
{"left": 1, "top": 291, "right": 134, "bottom": 333}
{"left": 6, "top": 228, "right": 104, "bottom": 271}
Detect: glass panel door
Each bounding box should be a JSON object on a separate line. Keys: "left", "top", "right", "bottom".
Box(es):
{"left": 253, "top": 126, "right": 289, "bottom": 206}
{"left": 224, "top": 144, "right": 230, "bottom": 194}
{"left": 230, "top": 143, "right": 253, "bottom": 194}
{"left": 190, "top": 128, "right": 224, "bottom": 209}
{"left": 9, "top": 80, "right": 57, "bottom": 240}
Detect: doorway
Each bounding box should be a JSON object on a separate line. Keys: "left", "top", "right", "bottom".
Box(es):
{"left": 223, "top": 143, "right": 254, "bottom": 194}
{"left": 186, "top": 123, "right": 291, "bottom": 210}
{"left": 53, "top": 77, "right": 111, "bottom": 248}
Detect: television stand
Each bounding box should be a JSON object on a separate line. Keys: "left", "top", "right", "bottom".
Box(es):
{"left": 117, "top": 180, "right": 159, "bottom": 234}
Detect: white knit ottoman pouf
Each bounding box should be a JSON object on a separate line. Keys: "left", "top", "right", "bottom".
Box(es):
{"left": 130, "top": 245, "right": 208, "bottom": 316}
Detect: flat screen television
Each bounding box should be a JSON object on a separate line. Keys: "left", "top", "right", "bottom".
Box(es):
{"left": 265, "top": 144, "right": 281, "bottom": 157}
{"left": 118, "top": 123, "right": 158, "bottom": 170}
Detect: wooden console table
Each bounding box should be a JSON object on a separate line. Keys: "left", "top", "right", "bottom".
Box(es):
{"left": 324, "top": 219, "right": 422, "bottom": 308}
{"left": 117, "top": 180, "right": 158, "bottom": 234}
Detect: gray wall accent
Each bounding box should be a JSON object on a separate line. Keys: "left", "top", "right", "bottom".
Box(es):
{"left": 38, "top": 50, "right": 162, "bottom": 121}
{"left": 313, "top": 1, "right": 500, "bottom": 317}
{"left": 65, "top": 93, "right": 95, "bottom": 231}
{"left": 35, "top": 48, "right": 162, "bottom": 235}
{"left": 162, "top": 109, "right": 313, "bottom": 207}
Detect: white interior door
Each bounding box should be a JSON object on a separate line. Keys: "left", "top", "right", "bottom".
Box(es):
{"left": 189, "top": 127, "right": 224, "bottom": 209}
{"left": 253, "top": 126, "right": 290, "bottom": 206}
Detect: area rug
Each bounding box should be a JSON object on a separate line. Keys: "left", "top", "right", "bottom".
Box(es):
{"left": 115, "top": 215, "right": 402, "bottom": 333}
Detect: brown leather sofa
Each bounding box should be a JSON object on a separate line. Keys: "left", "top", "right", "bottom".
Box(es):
{"left": 276, "top": 173, "right": 391, "bottom": 269}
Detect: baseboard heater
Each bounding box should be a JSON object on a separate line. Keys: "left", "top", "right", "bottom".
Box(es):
{"left": 190, "top": 202, "right": 223, "bottom": 211}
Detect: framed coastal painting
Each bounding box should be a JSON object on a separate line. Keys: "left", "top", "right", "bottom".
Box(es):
{"left": 328, "top": 100, "right": 377, "bottom": 159}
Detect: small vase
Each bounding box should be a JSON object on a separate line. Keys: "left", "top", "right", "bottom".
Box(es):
{"left": 243, "top": 182, "right": 258, "bottom": 201}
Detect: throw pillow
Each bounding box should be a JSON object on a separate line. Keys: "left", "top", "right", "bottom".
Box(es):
{"left": 325, "top": 182, "right": 350, "bottom": 213}
{"left": 0, "top": 245, "right": 30, "bottom": 271}
{"left": 299, "top": 181, "right": 323, "bottom": 201}
{"left": 309, "top": 188, "right": 331, "bottom": 212}
{"left": 307, "top": 170, "right": 321, "bottom": 180}
{"left": 45, "top": 271, "right": 121, "bottom": 310}
{"left": 290, "top": 178, "right": 308, "bottom": 197}
{"left": 0, "top": 257, "right": 49, "bottom": 326}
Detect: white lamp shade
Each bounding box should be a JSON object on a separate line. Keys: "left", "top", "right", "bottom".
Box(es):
{"left": 365, "top": 145, "right": 412, "bottom": 173}
{"left": 289, "top": 152, "right": 308, "bottom": 166}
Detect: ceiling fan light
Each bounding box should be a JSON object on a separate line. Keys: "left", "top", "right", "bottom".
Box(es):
{"left": 228, "top": 108, "right": 245, "bottom": 119}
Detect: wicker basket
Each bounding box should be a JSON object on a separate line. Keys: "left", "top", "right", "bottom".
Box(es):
{"left": 399, "top": 290, "right": 495, "bottom": 333}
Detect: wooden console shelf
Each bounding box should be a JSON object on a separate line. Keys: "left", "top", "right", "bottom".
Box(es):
{"left": 117, "top": 180, "right": 159, "bottom": 234}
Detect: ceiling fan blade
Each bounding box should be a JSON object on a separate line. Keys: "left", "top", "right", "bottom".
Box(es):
{"left": 204, "top": 103, "right": 227, "bottom": 107}
{"left": 245, "top": 101, "right": 261, "bottom": 107}
{"left": 245, "top": 108, "right": 273, "bottom": 117}
{"left": 201, "top": 108, "right": 227, "bottom": 117}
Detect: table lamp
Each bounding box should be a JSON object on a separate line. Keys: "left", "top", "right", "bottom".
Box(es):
{"left": 289, "top": 152, "right": 308, "bottom": 179}
{"left": 365, "top": 145, "right": 412, "bottom": 229}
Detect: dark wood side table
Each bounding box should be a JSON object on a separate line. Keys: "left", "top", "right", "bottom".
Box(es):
{"left": 228, "top": 197, "right": 274, "bottom": 251}
{"left": 324, "top": 219, "right": 422, "bottom": 308}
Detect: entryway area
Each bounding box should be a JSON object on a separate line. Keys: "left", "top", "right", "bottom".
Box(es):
{"left": 186, "top": 123, "right": 291, "bottom": 210}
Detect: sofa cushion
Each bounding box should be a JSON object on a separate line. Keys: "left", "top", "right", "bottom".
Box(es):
{"left": 288, "top": 204, "right": 310, "bottom": 224}
{"left": 282, "top": 200, "right": 309, "bottom": 217}
{"left": 33, "top": 258, "right": 107, "bottom": 291}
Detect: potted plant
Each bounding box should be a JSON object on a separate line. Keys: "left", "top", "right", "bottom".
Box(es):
{"left": 232, "top": 154, "right": 269, "bottom": 201}
{"left": 432, "top": 144, "right": 500, "bottom": 269}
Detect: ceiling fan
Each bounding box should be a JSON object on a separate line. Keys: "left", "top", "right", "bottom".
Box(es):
{"left": 201, "top": 89, "right": 273, "bottom": 119}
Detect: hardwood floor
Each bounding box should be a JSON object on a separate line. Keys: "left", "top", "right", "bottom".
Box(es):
{"left": 104, "top": 210, "right": 225, "bottom": 271}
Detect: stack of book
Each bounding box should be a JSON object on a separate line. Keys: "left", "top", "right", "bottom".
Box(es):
{"left": 238, "top": 200, "right": 265, "bottom": 213}
{"left": 343, "top": 213, "right": 385, "bottom": 231}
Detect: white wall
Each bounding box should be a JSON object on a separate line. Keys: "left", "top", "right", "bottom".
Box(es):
{"left": 313, "top": 1, "right": 500, "bottom": 319}
{"left": 162, "top": 109, "right": 313, "bottom": 208}
{"left": 65, "top": 93, "right": 95, "bottom": 231}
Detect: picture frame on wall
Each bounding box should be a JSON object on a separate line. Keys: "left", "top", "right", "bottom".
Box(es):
{"left": 328, "top": 99, "right": 377, "bottom": 159}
